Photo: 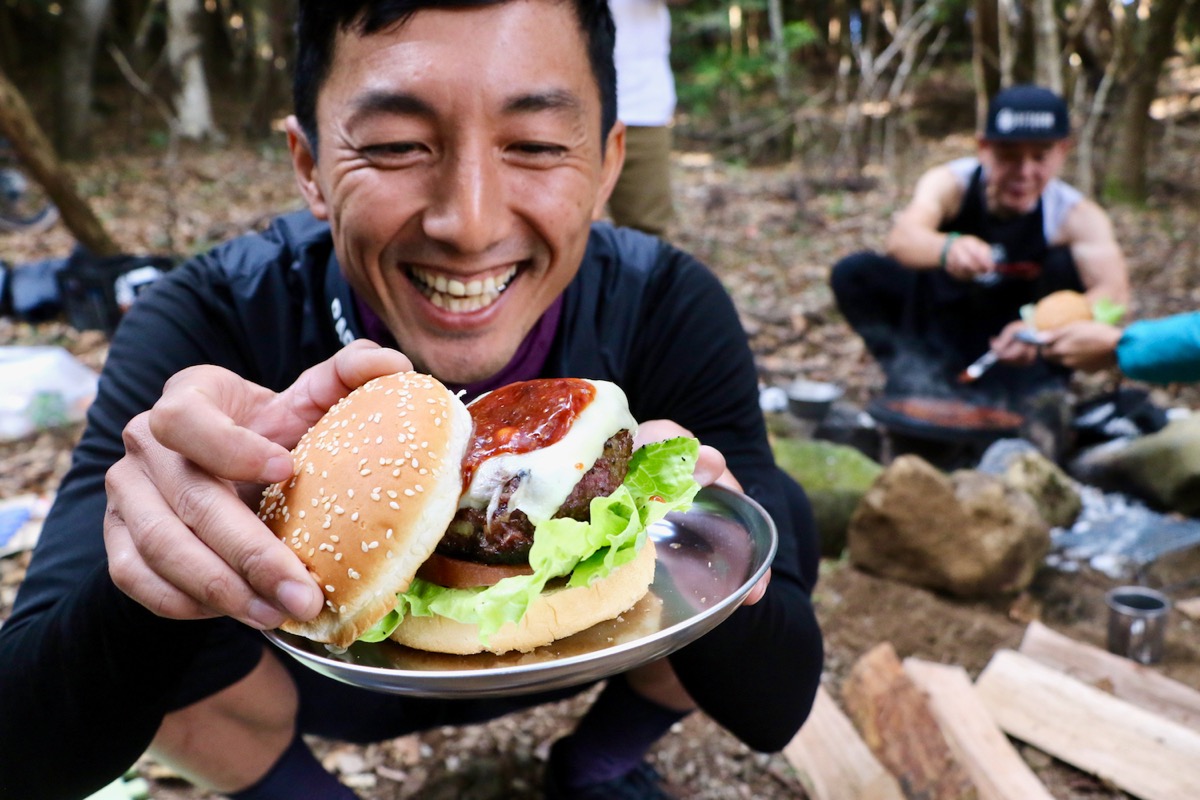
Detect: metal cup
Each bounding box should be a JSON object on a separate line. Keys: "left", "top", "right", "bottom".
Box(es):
{"left": 1104, "top": 586, "right": 1171, "bottom": 664}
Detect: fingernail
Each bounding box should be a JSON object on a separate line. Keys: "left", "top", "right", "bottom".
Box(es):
{"left": 264, "top": 455, "right": 294, "bottom": 483}
{"left": 247, "top": 598, "right": 286, "bottom": 629}
{"left": 277, "top": 580, "right": 319, "bottom": 619}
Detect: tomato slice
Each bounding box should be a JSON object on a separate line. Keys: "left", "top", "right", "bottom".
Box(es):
{"left": 416, "top": 552, "right": 534, "bottom": 588}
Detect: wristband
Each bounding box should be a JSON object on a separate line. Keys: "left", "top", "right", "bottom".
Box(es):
{"left": 939, "top": 232, "right": 960, "bottom": 269}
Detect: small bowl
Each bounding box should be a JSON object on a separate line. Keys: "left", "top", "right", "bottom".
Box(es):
{"left": 786, "top": 379, "right": 843, "bottom": 421}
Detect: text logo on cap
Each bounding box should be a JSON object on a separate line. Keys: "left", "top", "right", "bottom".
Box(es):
{"left": 995, "top": 107, "right": 1057, "bottom": 134}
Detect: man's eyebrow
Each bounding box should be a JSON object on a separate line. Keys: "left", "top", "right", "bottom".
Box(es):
{"left": 347, "top": 91, "right": 435, "bottom": 125}
{"left": 503, "top": 89, "right": 585, "bottom": 117}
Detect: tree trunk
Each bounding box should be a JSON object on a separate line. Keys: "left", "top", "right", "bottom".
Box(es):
{"left": 0, "top": 68, "right": 119, "bottom": 256}
{"left": 56, "top": 0, "right": 112, "bottom": 158}
{"left": 766, "top": 0, "right": 790, "bottom": 102}
{"left": 1032, "top": 0, "right": 1063, "bottom": 93}
{"left": 166, "top": 0, "right": 218, "bottom": 140}
{"left": 243, "top": 0, "right": 293, "bottom": 139}
{"left": 1107, "top": 0, "right": 1192, "bottom": 202}
{"left": 971, "top": 0, "right": 1001, "bottom": 130}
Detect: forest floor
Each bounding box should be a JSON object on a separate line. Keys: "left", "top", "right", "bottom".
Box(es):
{"left": 2, "top": 108, "right": 1200, "bottom": 799}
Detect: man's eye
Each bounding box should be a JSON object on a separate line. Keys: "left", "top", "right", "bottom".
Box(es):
{"left": 360, "top": 143, "right": 425, "bottom": 163}
{"left": 510, "top": 142, "right": 567, "bottom": 158}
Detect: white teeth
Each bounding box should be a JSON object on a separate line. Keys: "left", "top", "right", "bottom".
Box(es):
{"left": 410, "top": 264, "right": 518, "bottom": 313}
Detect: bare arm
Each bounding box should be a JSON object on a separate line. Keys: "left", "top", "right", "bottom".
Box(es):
{"left": 1058, "top": 198, "right": 1130, "bottom": 306}
{"left": 885, "top": 165, "right": 997, "bottom": 281}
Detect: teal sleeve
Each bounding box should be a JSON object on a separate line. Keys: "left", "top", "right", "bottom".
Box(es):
{"left": 1116, "top": 312, "right": 1200, "bottom": 384}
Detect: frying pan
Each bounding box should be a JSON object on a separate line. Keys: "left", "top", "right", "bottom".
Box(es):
{"left": 867, "top": 396, "right": 1025, "bottom": 445}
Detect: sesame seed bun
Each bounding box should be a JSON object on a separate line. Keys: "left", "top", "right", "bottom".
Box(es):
{"left": 258, "top": 371, "right": 472, "bottom": 648}
{"left": 388, "top": 537, "right": 658, "bottom": 655}
{"left": 1032, "top": 290, "right": 1093, "bottom": 330}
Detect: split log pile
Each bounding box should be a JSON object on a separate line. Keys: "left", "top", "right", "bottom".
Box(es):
{"left": 784, "top": 622, "right": 1200, "bottom": 800}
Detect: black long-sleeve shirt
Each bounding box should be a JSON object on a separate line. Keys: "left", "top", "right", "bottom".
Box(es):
{"left": 0, "top": 213, "right": 823, "bottom": 799}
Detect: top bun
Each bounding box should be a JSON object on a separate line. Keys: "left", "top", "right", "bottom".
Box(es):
{"left": 259, "top": 371, "right": 472, "bottom": 648}
{"left": 1033, "top": 290, "right": 1093, "bottom": 330}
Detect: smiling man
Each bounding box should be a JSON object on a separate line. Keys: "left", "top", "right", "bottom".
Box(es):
{"left": 0, "top": 3, "right": 823, "bottom": 800}
{"left": 830, "top": 84, "right": 1129, "bottom": 408}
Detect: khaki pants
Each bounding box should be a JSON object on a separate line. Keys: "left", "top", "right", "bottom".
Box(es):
{"left": 608, "top": 124, "right": 674, "bottom": 238}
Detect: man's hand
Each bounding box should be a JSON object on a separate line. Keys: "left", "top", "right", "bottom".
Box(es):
{"left": 1041, "top": 320, "right": 1122, "bottom": 372}
{"left": 104, "top": 340, "right": 414, "bottom": 629}
{"left": 990, "top": 320, "right": 1041, "bottom": 367}
{"left": 634, "top": 420, "right": 770, "bottom": 605}
{"left": 634, "top": 419, "right": 740, "bottom": 491}
{"left": 942, "top": 233, "right": 998, "bottom": 282}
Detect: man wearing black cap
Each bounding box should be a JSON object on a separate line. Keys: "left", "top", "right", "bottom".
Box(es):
{"left": 830, "top": 84, "right": 1129, "bottom": 407}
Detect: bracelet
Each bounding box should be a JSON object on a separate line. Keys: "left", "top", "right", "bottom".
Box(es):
{"left": 939, "top": 232, "right": 960, "bottom": 269}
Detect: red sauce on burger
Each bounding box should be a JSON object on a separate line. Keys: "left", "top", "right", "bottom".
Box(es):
{"left": 462, "top": 378, "right": 596, "bottom": 491}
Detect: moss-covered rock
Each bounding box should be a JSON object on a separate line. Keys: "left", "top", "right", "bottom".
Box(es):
{"left": 772, "top": 437, "right": 884, "bottom": 558}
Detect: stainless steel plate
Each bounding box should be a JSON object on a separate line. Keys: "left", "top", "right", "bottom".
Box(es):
{"left": 263, "top": 484, "right": 777, "bottom": 698}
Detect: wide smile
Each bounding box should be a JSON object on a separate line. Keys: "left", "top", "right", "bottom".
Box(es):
{"left": 407, "top": 264, "right": 520, "bottom": 313}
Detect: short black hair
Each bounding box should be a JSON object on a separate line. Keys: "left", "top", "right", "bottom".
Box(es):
{"left": 293, "top": 0, "right": 617, "bottom": 154}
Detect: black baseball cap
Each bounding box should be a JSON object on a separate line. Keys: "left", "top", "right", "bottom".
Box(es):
{"left": 983, "top": 85, "right": 1070, "bottom": 142}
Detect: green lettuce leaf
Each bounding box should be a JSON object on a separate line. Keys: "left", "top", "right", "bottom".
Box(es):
{"left": 358, "top": 436, "right": 700, "bottom": 644}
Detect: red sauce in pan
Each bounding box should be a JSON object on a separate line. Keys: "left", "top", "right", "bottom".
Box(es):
{"left": 884, "top": 397, "right": 1024, "bottom": 430}
{"left": 462, "top": 378, "right": 596, "bottom": 491}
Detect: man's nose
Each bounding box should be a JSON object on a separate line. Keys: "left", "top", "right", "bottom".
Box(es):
{"left": 422, "top": 152, "right": 507, "bottom": 252}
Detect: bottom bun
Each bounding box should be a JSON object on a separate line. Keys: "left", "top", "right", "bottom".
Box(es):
{"left": 389, "top": 538, "right": 658, "bottom": 655}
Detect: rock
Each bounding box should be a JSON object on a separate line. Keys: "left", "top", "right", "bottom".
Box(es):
{"left": 847, "top": 455, "right": 1050, "bottom": 598}
{"left": 1002, "top": 451, "right": 1082, "bottom": 529}
{"left": 1069, "top": 418, "right": 1200, "bottom": 516}
{"left": 772, "top": 436, "right": 883, "bottom": 557}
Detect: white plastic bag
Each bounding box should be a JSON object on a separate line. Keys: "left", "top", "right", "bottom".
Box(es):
{"left": 0, "top": 346, "right": 98, "bottom": 441}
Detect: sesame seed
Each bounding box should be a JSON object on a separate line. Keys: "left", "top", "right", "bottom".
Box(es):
{"left": 389, "top": 501, "right": 400, "bottom": 510}
{"left": 330, "top": 535, "right": 340, "bottom": 543}
{"left": 348, "top": 569, "right": 361, "bottom": 580}
{"left": 325, "top": 584, "right": 335, "bottom": 592}
{"left": 386, "top": 490, "right": 398, "bottom": 499}
{"left": 403, "top": 489, "right": 415, "bottom": 497}
{"left": 350, "top": 512, "right": 359, "bottom": 522}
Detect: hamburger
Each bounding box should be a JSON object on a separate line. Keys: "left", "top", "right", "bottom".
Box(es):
{"left": 259, "top": 373, "right": 699, "bottom": 654}
{"left": 1031, "top": 290, "right": 1094, "bottom": 331}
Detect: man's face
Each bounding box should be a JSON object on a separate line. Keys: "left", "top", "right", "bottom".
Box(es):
{"left": 977, "top": 139, "right": 1069, "bottom": 216}
{"left": 288, "top": 0, "right": 625, "bottom": 384}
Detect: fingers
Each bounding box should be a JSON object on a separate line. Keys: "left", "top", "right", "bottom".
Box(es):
{"left": 150, "top": 369, "right": 294, "bottom": 485}
{"left": 267, "top": 340, "right": 414, "bottom": 444}
{"left": 696, "top": 444, "right": 741, "bottom": 491}
{"left": 635, "top": 420, "right": 742, "bottom": 490}
{"left": 742, "top": 567, "right": 772, "bottom": 606}
{"left": 108, "top": 417, "right": 324, "bottom": 626}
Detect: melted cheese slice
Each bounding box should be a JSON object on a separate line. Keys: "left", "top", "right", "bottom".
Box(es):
{"left": 460, "top": 380, "right": 638, "bottom": 523}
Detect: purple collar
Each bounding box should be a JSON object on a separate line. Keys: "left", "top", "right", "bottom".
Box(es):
{"left": 352, "top": 293, "right": 563, "bottom": 403}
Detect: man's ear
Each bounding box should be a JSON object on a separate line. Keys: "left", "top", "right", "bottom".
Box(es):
{"left": 592, "top": 121, "right": 627, "bottom": 220}
{"left": 286, "top": 115, "right": 329, "bottom": 220}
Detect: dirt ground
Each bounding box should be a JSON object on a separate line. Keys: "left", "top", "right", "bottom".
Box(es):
{"left": 2, "top": 110, "right": 1200, "bottom": 799}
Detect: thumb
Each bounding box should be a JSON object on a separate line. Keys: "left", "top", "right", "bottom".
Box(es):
{"left": 259, "top": 341, "right": 415, "bottom": 448}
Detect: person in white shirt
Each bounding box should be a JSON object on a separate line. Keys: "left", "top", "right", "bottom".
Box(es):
{"left": 609, "top": 0, "right": 682, "bottom": 237}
